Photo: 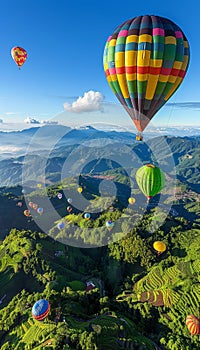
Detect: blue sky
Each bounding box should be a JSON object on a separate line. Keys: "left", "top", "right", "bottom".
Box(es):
{"left": 0, "top": 0, "right": 199, "bottom": 131}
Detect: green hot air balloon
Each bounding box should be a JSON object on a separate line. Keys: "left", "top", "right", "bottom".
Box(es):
{"left": 136, "top": 164, "right": 165, "bottom": 200}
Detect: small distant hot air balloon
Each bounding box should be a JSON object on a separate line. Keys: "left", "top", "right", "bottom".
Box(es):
{"left": 57, "top": 193, "right": 62, "bottom": 199}
{"left": 37, "top": 183, "right": 42, "bottom": 189}
{"left": 22, "top": 189, "right": 26, "bottom": 194}
{"left": 67, "top": 206, "right": 73, "bottom": 213}
{"left": 32, "top": 299, "right": 50, "bottom": 321}
{"left": 32, "top": 203, "right": 38, "bottom": 210}
{"left": 186, "top": 315, "right": 200, "bottom": 336}
{"left": 57, "top": 221, "right": 65, "bottom": 230}
{"left": 77, "top": 187, "right": 83, "bottom": 193}
{"left": 106, "top": 220, "right": 115, "bottom": 231}
{"left": 24, "top": 209, "right": 30, "bottom": 217}
{"left": 136, "top": 164, "right": 165, "bottom": 201}
{"left": 128, "top": 197, "right": 136, "bottom": 205}
{"left": 11, "top": 46, "right": 27, "bottom": 69}
{"left": 103, "top": 15, "right": 190, "bottom": 140}
{"left": 84, "top": 212, "right": 91, "bottom": 220}
{"left": 37, "top": 207, "right": 43, "bottom": 215}
{"left": 28, "top": 202, "right": 34, "bottom": 208}
{"left": 153, "top": 241, "right": 166, "bottom": 255}
{"left": 17, "top": 201, "right": 23, "bottom": 207}
{"left": 67, "top": 198, "right": 73, "bottom": 204}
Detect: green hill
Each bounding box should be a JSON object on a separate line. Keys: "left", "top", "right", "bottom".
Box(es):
{"left": 0, "top": 147, "right": 199, "bottom": 349}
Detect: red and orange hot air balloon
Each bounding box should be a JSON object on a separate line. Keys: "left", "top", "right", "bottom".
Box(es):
{"left": 24, "top": 209, "right": 30, "bottom": 217}
{"left": 11, "top": 46, "right": 27, "bottom": 69}
{"left": 186, "top": 315, "right": 200, "bottom": 336}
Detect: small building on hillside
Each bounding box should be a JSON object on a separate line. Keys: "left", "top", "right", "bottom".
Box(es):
{"left": 85, "top": 281, "right": 96, "bottom": 292}
{"left": 55, "top": 250, "right": 64, "bottom": 257}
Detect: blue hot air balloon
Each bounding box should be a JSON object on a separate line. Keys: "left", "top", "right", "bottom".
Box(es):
{"left": 57, "top": 221, "right": 65, "bottom": 230}
{"left": 84, "top": 212, "right": 91, "bottom": 220}
{"left": 37, "top": 207, "right": 43, "bottom": 215}
{"left": 32, "top": 299, "right": 50, "bottom": 321}
{"left": 106, "top": 220, "right": 115, "bottom": 231}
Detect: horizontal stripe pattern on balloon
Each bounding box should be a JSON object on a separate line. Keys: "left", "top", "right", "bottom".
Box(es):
{"left": 103, "top": 15, "right": 190, "bottom": 132}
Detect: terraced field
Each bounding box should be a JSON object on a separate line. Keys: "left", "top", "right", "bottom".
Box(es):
{"left": 117, "top": 260, "right": 200, "bottom": 340}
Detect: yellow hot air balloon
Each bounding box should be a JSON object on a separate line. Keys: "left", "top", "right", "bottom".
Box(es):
{"left": 153, "top": 241, "right": 166, "bottom": 254}
{"left": 128, "top": 197, "right": 136, "bottom": 205}
{"left": 77, "top": 186, "right": 83, "bottom": 193}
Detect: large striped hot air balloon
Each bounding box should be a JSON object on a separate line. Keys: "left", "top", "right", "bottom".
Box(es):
{"left": 32, "top": 299, "right": 50, "bottom": 321}
{"left": 103, "top": 15, "right": 190, "bottom": 140}
{"left": 186, "top": 315, "right": 200, "bottom": 336}
{"left": 135, "top": 164, "right": 165, "bottom": 200}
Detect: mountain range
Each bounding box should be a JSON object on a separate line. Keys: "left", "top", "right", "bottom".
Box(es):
{"left": 0, "top": 125, "right": 199, "bottom": 189}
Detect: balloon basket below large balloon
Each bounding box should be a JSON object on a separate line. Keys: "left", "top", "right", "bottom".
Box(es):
{"left": 136, "top": 134, "right": 143, "bottom": 141}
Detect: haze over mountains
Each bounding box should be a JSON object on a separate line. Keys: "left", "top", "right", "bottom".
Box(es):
{"left": 0, "top": 123, "right": 200, "bottom": 157}
{"left": 0, "top": 124, "right": 199, "bottom": 188}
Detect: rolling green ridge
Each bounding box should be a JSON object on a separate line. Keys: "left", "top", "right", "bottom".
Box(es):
{"left": 0, "top": 135, "right": 199, "bottom": 349}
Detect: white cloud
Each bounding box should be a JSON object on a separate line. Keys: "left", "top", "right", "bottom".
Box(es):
{"left": 0, "top": 146, "right": 21, "bottom": 152}
{"left": 5, "top": 112, "right": 21, "bottom": 115}
{"left": 40, "top": 120, "right": 58, "bottom": 125}
{"left": 63, "top": 90, "right": 104, "bottom": 113}
{"left": 24, "top": 116, "right": 40, "bottom": 124}
{"left": 24, "top": 117, "right": 58, "bottom": 125}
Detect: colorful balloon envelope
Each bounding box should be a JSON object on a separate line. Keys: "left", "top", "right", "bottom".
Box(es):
{"left": 32, "top": 203, "right": 38, "bottom": 210}
{"left": 84, "top": 212, "right": 91, "bottom": 220}
{"left": 106, "top": 220, "right": 115, "bottom": 231}
{"left": 11, "top": 46, "right": 27, "bottom": 69}
{"left": 103, "top": 15, "right": 190, "bottom": 138}
{"left": 128, "top": 197, "right": 136, "bottom": 205}
{"left": 135, "top": 164, "right": 165, "bottom": 200}
{"left": 67, "top": 198, "right": 73, "bottom": 204}
{"left": 17, "top": 202, "right": 23, "bottom": 207}
{"left": 57, "top": 193, "right": 62, "bottom": 199}
{"left": 77, "top": 187, "right": 83, "bottom": 193}
{"left": 153, "top": 241, "right": 166, "bottom": 253}
{"left": 28, "top": 202, "right": 34, "bottom": 208}
{"left": 37, "top": 183, "right": 42, "bottom": 188}
{"left": 24, "top": 210, "right": 30, "bottom": 217}
{"left": 67, "top": 206, "right": 73, "bottom": 213}
{"left": 32, "top": 299, "right": 50, "bottom": 321}
{"left": 37, "top": 207, "right": 43, "bottom": 215}
{"left": 57, "top": 221, "right": 65, "bottom": 230}
{"left": 186, "top": 315, "right": 200, "bottom": 336}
